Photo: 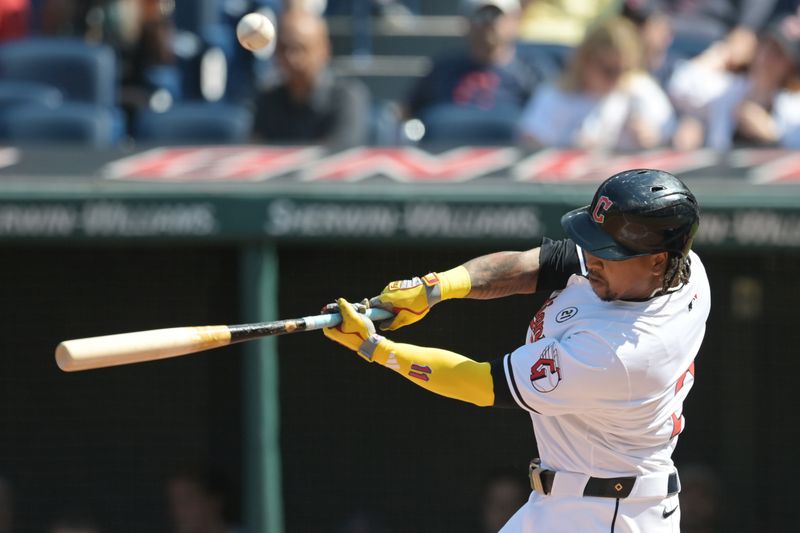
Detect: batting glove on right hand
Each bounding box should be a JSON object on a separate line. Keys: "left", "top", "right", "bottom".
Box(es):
{"left": 323, "top": 298, "right": 385, "bottom": 362}
{"left": 369, "top": 266, "right": 471, "bottom": 331}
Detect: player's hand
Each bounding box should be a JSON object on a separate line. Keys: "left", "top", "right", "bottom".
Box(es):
{"left": 320, "top": 300, "right": 368, "bottom": 315}
{"left": 369, "top": 266, "right": 471, "bottom": 331}
{"left": 323, "top": 298, "right": 382, "bottom": 361}
{"left": 369, "top": 275, "right": 440, "bottom": 331}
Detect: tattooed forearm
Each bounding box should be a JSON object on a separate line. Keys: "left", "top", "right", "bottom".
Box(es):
{"left": 462, "top": 249, "right": 540, "bottom": 299}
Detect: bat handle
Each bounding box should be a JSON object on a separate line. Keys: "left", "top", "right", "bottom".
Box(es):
{"left": 303, "top": 308, "right": 394, "bottom": 330}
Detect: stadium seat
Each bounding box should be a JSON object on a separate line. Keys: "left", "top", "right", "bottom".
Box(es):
{"left": 0, "top": 81, "right": 64, "bottom": 138}
{"left": 369, "top": 100, "right": 403, "bottom": 146}
{"left": 142, "top": 64, "right": 184, "bottom": 101}
{"left": 134, "top": 103, "right": 253, "bottom": 144}
{"left": 173, "top": 0, "right": 219, "bottom": 36}
{"left": 418, "top": 104, "right": 519, "bottom": 146}
{"left": 0, "top": 38, "right": 117, "bottom": 107}
{"left": 0, "top": 103, "right": 124, "bottom": 148}
{"left": 515, "top": 42, "right": 573, "bottom": 81}
{"left": 0, "top": 80, "right": 62, "bottom": 114}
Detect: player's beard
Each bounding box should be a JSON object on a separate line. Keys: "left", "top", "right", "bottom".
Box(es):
{"left": 587, "top": 272, "right": 615, "bottom": 301}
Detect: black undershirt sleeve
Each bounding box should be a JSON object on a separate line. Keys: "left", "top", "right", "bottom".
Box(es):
{"left": 537, "top": 237, "right": 582, "bottom": 292}
{"left": 490, "top": 357, "right": 516, "bottom": 408}
{"left": 489, "top": 237, "right": 582, "bottom": 409}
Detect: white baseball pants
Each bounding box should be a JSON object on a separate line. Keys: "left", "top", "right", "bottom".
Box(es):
{"left": 500, "top": 491, "right": 681, "bottom": 533}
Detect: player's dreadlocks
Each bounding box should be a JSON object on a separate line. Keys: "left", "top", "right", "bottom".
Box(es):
{"left": 662, "top": 253, "right": 692, "bottom": 295}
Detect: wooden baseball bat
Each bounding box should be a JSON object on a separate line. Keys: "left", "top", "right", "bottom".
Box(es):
{"left": 55, "top": 308, "right": 394, "bottom": 372}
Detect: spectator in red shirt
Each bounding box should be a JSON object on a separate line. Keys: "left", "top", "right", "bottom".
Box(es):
{"left": 0, "top": 0, "right": 29, "bottom": 42}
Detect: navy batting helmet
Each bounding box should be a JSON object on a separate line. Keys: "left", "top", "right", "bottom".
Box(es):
{"left": 561, "top": 169, "right": 700, "bottom": 260}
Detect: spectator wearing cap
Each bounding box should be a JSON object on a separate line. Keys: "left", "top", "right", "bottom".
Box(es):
{"left": 668, "top": 13, "right": 800, "bottom": 150}
{"left": 518, "top": 16, "right": 675, "bottom": 151}
{"left": 405, "top": 0, "right": 541, "bottom": 125}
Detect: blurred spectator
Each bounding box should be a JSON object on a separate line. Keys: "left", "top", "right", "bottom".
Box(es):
{"left": 622, "top": 0, "right": 674, "bottom": 84}
{"left": 405, "top": 0, "right": 542, "bottom": 142}
{"left": 286, "top": 0, "right": 328, "bottom": 15}
{"left": 48, "top": 513, "right": 103, "bottom": 533}
{"left": 251, "top": 8, "right": 370, "bottom": 147}
{"left": 0, "top": 0, "right": 29, "bottom": 42}
{"left": 165, "top": 466, "right": 240, "bottom": 533}
{"left": 39, "top": 0, "right": 178, "bottom": 112}
{"left": 517, "top": 0, "right": 619, "bottom": 46}
{"left": 0, "top": 476, "right": 13, "bottom": 533}
{"left": 654, "top": 0, "right": 782, "bottom": 67}
{"left": 406, "top": 0, "right": 539, "bottom": 119}
{"left": 336, "top": 509, "right": 391, "bottom": 533}
{"left": 668, "top": 13, "right": 800, "bottom": 150}
{"left": 518, "top": 16, "right": 675, "bottom": 150}
{"left": 476, "top": 468, "right": 529, "bottom": 533}
{"left": 678, "top": 464, "right": 721, "bottom": 533}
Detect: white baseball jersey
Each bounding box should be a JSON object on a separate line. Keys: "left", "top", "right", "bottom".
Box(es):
{"left": 498, "top": 248, "right": 710, "bottom": 532}
{"left": 502, "top": 249, "right": 709, "bottom": 475}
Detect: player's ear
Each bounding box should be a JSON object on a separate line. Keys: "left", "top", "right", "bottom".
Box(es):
{"left": 650, "top": 252, "right": 669, "bottom": 276}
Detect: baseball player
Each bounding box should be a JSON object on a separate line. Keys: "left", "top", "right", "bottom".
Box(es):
{"left": 324, "top": 169, "right": 709, "bottom": 532}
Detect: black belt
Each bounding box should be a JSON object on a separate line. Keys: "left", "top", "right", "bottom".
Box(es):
{"left": 529, "top": 459, "right": 680, "bottom": 499}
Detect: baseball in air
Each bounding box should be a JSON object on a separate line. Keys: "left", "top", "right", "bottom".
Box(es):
{"left": 236, "top": 12, "right": 275, "bottom": 52}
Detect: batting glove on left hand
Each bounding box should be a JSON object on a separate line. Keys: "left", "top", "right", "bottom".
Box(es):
{"left": 369, "top": 266, "right": 472, "bottom": 331}
{"left": 323, "top": 298, "right": 385, "bottom": 362}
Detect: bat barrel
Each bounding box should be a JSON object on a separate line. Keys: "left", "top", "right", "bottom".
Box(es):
{"left": 56, "top": 326, "right": 232, "bottom": 372}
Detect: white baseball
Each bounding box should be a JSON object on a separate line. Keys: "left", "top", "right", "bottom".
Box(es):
{"left": 236, "top": 12, "right": 275, "bottom": 52}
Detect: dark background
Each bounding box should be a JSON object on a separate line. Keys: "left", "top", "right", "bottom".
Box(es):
{"left": 0, "top": 242, "right": 796, "bottom": 532}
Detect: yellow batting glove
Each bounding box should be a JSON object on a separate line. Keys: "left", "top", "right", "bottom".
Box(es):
{"left": 323, "top": 298, "right": 385, "bottom": 361}
{"left": 369, "top": 266, "right": 471, "bottom": 331}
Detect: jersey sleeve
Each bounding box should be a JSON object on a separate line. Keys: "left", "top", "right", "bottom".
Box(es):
{"left": 537, "top": 237, "right": 585, "bottom": 292}
{"left": 491, "top": 332, "right": 630, "bottom": 415}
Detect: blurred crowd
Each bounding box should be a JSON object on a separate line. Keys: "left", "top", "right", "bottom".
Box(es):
{"left": 0, "top": 0, "right": 798, "bottom": 150}
{"left": 0, "top": 466, "right": 241, "bottom": 533}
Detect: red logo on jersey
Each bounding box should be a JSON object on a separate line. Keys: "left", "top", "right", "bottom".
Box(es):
{"left": 528, "top": 297, "right": 555, "bottom": 343}
{"left": 592, "top": 195, "right": 614, "bottom": 224}
{"left": 670, "top": 361, "right": 696, "bottom": 438}
{"left": 529, "top": 343, "right": 561, "bottom": 393}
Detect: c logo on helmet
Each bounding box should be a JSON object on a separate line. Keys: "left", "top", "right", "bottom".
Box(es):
{"left": 592, "top": 195, "right": 613, "bottom": 224}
